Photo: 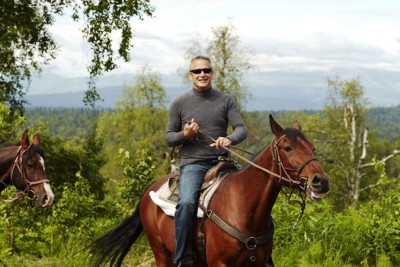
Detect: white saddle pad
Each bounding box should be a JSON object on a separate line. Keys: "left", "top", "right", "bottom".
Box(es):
{"left": 149, "top": 174, "right": 226, "bottom": 218}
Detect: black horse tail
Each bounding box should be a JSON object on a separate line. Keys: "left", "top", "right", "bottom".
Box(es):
{"left": 88, "top": 204, "right": 143, "bottom": 267}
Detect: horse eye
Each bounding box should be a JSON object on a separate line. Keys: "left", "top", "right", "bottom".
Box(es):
{"left": 27, "top": 161, "right": 35, "bottom": 168}
{"left": 283, "top": 146, "right": 293, "bottom": 152}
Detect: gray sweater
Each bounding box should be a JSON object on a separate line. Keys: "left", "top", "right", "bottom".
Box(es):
{"left": 165, "top": 88, "right": 247, "bottom": 166}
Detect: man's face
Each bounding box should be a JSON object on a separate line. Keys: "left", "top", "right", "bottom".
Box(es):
{"left": 189, "top": 59, "right": 213, "bottom": 91}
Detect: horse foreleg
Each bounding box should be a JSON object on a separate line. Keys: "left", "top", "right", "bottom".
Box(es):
{"left": 147, "top": 241, "right": 175, "bottom": 267}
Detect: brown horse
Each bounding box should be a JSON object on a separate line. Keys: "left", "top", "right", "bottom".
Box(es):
{"left": 0, "top": 129, "right": 54, "bottom": 208}
{"left": 89, "top": 115, "right": 329, "bottom": 267}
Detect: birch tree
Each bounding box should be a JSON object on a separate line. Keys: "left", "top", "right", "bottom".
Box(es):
{"left": 321, "top": 78, "right": 399, "bottom": 208}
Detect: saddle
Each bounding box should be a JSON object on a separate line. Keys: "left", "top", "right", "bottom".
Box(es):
{"left": 166, "top": 159, "right": 240, "bottom": 266}
{"left": 167, "top": 160, "right": 239, "bottom": 203}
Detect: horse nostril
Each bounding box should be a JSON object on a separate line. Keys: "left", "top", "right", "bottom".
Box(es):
{"left": 312, "top": 175, "right": 322, "bottom": 186}
{"left": 41, "top": 195, "right": 50, "bottom": 207}
{"left": 311, "top": 174, "right": 329, "bottom": 192}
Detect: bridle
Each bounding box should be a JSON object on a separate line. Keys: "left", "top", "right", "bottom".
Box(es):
{"left": 0, "top": 145, "right": 49, "bottom": 203}
{"left": 270, "top": 134, "right": 317, "bottom": 189}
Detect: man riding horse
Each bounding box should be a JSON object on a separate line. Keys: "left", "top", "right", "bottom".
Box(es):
{"left": 165, "top": 55, "right": 248, "bottom": 266}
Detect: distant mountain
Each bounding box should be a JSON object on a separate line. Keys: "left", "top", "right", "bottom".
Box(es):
{"left": 26, "top": 86, "right": 123, "bottom": 109}
{"left": 25, "top": 86, "right": 325, "bottom": 111}
{"left": 27, "top": 69, "right": 400, "bottom": 111}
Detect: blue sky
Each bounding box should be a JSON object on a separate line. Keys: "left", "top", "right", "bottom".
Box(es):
{"left": 29, "top": 0, "right": 400, "bottom": 108}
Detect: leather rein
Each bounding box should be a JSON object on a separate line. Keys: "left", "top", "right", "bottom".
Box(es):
{"left": 0, "top": 145, "right": 49, "bottom": 203}
{"left": 199, "top": 130, "right": 317, "bottom": 187}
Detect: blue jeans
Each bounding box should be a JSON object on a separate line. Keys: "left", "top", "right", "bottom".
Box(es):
{"left": 174, "top": 160, "right": 216, "bottom": 264}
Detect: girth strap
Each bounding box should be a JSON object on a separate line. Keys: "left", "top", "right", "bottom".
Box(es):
{"left": 199, "top": 204, "right": 274, "bottom": 265}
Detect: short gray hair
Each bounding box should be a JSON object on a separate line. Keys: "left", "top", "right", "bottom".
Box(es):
{"left": 190, "top": 55, "right": 212, "bottom": 69}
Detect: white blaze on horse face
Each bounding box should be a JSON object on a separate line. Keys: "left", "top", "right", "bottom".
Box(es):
{"left": 44, "top": 183, "right": 55, "bottom": 207}
{"left": 39, "top": 156, "right": 45, "bottom": 170}
{"left": 39, "top": 156, "right": 54, "bottom": 207}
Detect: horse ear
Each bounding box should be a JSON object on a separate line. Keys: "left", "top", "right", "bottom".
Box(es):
{"left": 292, "top": 121, "right": 302, "bottom": 131}
{"left": 20, "top": 129, "right": 30, "bottom": 149}
{"left": 33, "top": 133, "right": 40, "bottom": 145}
{"left": 269, "top": 114, "right": 285, "bottom": 137}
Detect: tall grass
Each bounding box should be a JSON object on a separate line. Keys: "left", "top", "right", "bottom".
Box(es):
{"left": 1, "top": 188, "right": 398, "bottom": 266}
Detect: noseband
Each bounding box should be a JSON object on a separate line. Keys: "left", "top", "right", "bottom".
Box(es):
{"left": 1, "top": 145, "right": 49, "bottom": 202}
{"left": 271, "top": 135, "right": 318, "bottom": 189}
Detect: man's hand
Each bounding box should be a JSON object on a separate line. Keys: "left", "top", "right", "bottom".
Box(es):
{"left": 210, "top": 137, "right": 232, "bottom": 149}
{"left": 183, "top": 119, "right": 199, "bottom": 138}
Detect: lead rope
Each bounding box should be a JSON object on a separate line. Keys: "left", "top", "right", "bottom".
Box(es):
{"left": 0, "top": 190, "right": 25, "bottom": 203}
{"left": 271, "top": 187, "right": 307, "bottom": 230}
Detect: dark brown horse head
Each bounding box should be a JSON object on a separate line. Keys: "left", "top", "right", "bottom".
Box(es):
{"left": 10, "top": 129, "right": 54, "bottom": 208}
{"left": 269, "top": 115, "right": 329, "bottom": 201}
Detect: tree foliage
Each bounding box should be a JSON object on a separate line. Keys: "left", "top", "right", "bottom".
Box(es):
{"left": 273, "top": 186, "right": 400, "bottom": 266}
{"left": 24, "top": 107, "right": 104, "bottom": 143}
{"left": 99, "top": 65, "right": 167, "bottom": 152}
{"left": 0, "top": 0, "right": 57, "bottom": 116}
{"left": 0, "top": 103, "right": 25, "bottom": 143}
{"left": 0, "top": 0, "right": 154, "bottom": 111}
{"left": 115, "top": 65, "right": 167, "bottom": 147}
{"left": 97, "top": 65, "right": 169, "bottom": 186}
{"left": 318, "top": 77, "right": 395, "bottom": 208}
{"left": 182, "top": 22, "right": 253, "bottom": 109}
{"left": 206, "top": 22, "right": 253, "bottom": 109}
{"left": 118, "top": 148, "right": 156, "bottom": 208}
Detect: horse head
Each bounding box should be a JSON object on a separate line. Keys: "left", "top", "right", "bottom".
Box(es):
{"left": 12, "top": 129, "right": 55, "bottom": 208}
{"left": 269, "top": 114, "right": 329, "bottom": 201}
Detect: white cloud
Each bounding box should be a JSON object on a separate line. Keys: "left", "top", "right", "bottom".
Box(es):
{"left": 29, "top": 0, "right": 400, "bottom": 108}
{"left": 42, "top": 0, "right": 400, "bottom": 76}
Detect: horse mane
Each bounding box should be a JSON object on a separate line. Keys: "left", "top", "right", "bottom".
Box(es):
{"left": 0, "top": 143, "right": 18, "bottom": 162}
{"left": 0, "top": 142, "right": 16, "bottom": 148}
{"left": 245, "top": 127, "right": 309, "bottom": 164}
{"left": 0, "top": 142, "right": 45, "bottom": 161}
{"left": 24, "top": 144, "right": 46, "bottom": 160}
{"left": 284, "top": 127, "right": 309, "bottom": 145}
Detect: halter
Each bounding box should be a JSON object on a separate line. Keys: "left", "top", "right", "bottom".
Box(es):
{"left": 0, "top": 145, "right": 50, "bottom": 203}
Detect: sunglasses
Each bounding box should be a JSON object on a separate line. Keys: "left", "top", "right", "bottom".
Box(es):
{"left": 190, "top": 68, "right": 213, "bottom": 74}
